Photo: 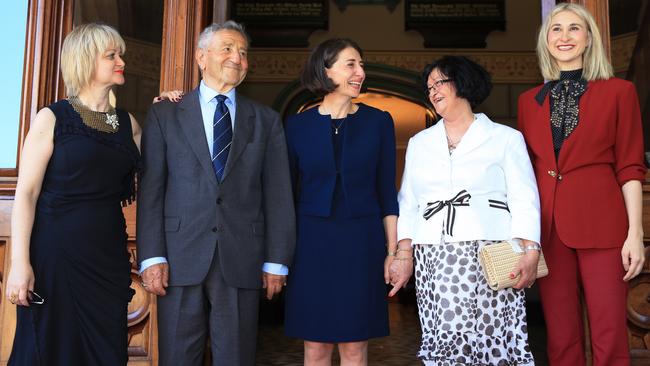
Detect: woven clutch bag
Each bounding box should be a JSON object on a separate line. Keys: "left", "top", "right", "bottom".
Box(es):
{"left": 479, "top": 241, "right": 549, "bottom": 291}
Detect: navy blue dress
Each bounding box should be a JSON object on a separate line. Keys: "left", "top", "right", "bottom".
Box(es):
{"left": 9, "top": 100, "right": 139, "bottom": 366}
{"left": 284, "top": 104, "right": 398, "bottom": 342}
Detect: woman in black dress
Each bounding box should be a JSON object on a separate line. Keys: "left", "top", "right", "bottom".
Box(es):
{"left": 5, "top": 23, "right": 140, "bottom": 365}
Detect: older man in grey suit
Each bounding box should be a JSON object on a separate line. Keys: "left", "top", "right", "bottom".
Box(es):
{"left": 136, "top": 21, "right": 295, "bottom": 366}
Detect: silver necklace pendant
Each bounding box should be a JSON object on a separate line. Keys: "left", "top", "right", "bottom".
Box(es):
{"left": 332, "top": 117, "right": 346, "bottom": 135}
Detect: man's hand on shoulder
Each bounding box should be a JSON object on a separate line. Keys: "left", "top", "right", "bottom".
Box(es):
{"left": 141, "top": 263, "right": 169, "bottom": 296}
{"left": 262, "top": 272, "right": 286, "bottom": 300}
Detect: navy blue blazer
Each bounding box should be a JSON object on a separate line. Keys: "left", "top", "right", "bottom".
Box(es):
{"left": 285, "top": 103, "right": 399, "bottom": 218}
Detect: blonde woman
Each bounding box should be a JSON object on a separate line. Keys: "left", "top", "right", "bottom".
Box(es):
{"left": 518, "top": 3, "right": 646, "bottom": 365}
{"left": 5, "top": 23, "right": 140, "bottom": 365}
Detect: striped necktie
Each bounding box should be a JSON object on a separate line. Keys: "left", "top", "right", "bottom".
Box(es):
{"left": 212, "top": 95, "right": 232, "bottom": 181}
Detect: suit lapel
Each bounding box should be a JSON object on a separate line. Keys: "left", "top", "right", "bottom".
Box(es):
{"left": 430, "top": 121, "right": 450, "bottom": 158}
{"left": 532, "top": 94, "right": 558, "bottom": 168}
{"left": 178, "top": 88, "right": 219, "bottom": 187}
{"left": 221, "top": 94, "right": 254, "bottom": 181}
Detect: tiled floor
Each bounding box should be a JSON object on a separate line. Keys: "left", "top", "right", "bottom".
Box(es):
{"left": 256, "top": 292, "right": 549, "bottom": 365}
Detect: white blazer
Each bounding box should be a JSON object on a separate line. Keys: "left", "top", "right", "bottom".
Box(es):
{"left": 397, "top": 113, "right": 540, "bottom": 245}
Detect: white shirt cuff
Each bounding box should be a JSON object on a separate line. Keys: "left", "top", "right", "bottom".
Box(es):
{"left": 139, "top": 257, "right": 168, "bottom": 274}
{"left": 263, "top": 262, "right": 288, "bottom": 275}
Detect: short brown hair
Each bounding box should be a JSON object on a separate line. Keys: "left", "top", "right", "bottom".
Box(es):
{"left": 301, "top": 38, "right": 363, "bottom": 96}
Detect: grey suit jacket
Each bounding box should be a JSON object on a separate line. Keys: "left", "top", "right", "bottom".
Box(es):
{"left": 136, "top": 88, "right": 296, "bottom": 289}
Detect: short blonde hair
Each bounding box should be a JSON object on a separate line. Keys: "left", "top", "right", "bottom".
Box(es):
{"left": 536, "top": 3, "right": 613, "bottom": 81}
{"left": 60, "top": 23, "right": 126, "bottom": 97}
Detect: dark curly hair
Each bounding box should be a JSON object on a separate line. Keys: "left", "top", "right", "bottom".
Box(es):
{"left": 301, "top": 38, "right": 364, "bottom": 96}
{"left": 421, "top": 56, "right": 492, "bottom": 108}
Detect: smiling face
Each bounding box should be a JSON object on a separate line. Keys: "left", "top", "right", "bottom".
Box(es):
{"left": 91, "top": 46, "right": 125, "bottom": 87}
{"left": 547, "top": 10, "right": 590, "bottom": 71}
{"left": 196, "top": 29, "right": 249, "bottom": 93}
{"left": 325, "top": 47, "right": 365, "bottom": 98}
{"left": 427, "top": 68, "right": 462, "bottom": 118}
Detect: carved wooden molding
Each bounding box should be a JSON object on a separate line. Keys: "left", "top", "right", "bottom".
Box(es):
{"left": 611, "top": 32, "right": 638, "bottom": 74}
{"left": 160, "top": 0, "right": 213, "bottom": 92}
{"left": 246, "top": 30, "right": 638, "bottom": 84}
{"left": 124, "top": 38, "right": 162, "bottom": 80}
{"left": 247, "top": 50, "right": 543, "bottom": 83}
{"left": 628, "top": 246, "right": 650, "bottom": 360}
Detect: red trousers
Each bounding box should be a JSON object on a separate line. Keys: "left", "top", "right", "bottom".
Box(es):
{"left": 537, "top": 224, "right": 630, "bottom": 366}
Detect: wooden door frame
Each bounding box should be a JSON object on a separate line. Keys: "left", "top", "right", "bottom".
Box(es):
{"left": 566, "top": 0, "right": 611, "bottom": 57}
{"left": 0, "top": 0, "right": 217, "bottom": 195}
{"left": 0, "top": 1, "right": 217, "bottom": 364}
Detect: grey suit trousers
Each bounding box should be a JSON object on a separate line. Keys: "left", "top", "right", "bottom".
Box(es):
{"left": 157, "top": 249, "right": 260, "bottom": 366}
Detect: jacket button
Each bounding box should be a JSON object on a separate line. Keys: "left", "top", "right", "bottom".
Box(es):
{"left": 557, "top": 174, "right": 563, "bottom": 180}
{"left": 216, "top": 198, "right": 222, "bottom": 204}
{"left": 547, "top": 170, "right": 556, "bottom": 178}
{"left": 212, "top": 227, "right": 218, "bottom": 232}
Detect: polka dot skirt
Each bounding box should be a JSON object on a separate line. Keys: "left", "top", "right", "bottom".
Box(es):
{"left": 414, "top": 240, "right": 535, "bottom": 366}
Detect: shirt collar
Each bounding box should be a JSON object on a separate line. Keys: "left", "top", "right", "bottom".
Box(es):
{"left": 199, "top": 80, "right": 237, "bottom": 106}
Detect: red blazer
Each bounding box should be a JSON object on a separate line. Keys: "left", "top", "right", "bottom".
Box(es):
{"left": 518, "top": 78, "right": 646, "bottom": 249}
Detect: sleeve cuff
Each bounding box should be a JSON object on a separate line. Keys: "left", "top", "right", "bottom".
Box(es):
{"left": 616, "top": 165, "right": 647, "bottom": 186}
{"left": 139, "top": 257, "right": 168, "bottom": 274}
{"left": 263, "top": 262, "right": 289, "bottom": 275}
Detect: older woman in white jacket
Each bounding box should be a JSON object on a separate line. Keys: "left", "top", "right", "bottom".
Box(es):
{"left": 398, "top": 56, "right": 541, "bottom": 365}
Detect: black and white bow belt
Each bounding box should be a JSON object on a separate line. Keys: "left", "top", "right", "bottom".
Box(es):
{"left": 422, "top": 190, "right": 471, "bottom": 236}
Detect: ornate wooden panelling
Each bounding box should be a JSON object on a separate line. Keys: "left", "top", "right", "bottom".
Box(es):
{"left": 628, "top": 247, "right": 650, "bottom": 362}
{"left": 246, "top": 34, "right": 638, "bottom": 84}
{"left": 612, "top": 33, "right": 638, "bottom": 74}
{"left": 123, "top": 205, "right": 158, "bottom": 365}
{"left": 629, "top": 179, "right": 650, "bottom": 365}
{"left": 247, "top": 50, "right": 544, "bottom": 83}
{"left": 0, "top": 201, "right": 159, "bottom": 365}
{"left": 0, "top": 199, "right": 14, "bottom": 363}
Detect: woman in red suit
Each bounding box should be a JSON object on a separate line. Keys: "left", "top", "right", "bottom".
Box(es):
{"left": 518, "top": 3, "right": 646, "bottom": 365}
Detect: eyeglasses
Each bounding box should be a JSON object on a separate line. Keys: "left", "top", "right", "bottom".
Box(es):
{"left": 28, "top": 291, "right": 45, "bottom": 305}
{"left": 427, "top": 79, "right": 452, "bottom": 93}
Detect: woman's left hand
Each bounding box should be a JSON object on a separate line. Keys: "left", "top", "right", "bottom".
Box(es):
{"left": 386, "top": 254, "right": 413, "bottom": 297}
{"left": 621, "top": 231, "right": 645, "bottom": 281}
{"left": 153, "top": 90, "right": 184, "bottom": 103}
{"left": 512, "top": 249, "right": 539, "bottom": 290}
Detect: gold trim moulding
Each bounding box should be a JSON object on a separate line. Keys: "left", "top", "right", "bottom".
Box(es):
{"left": 247, "top": 50, "right": 543, "bottom": 83}
{"left": 247, "top": 32, "right": 637, "bottom": 84}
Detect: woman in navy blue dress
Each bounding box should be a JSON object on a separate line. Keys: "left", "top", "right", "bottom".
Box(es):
{"left": 284, "top": 38, "right": 412, "bottom": 365}
{"left": 5, "top": 23, "right": 139, "bottom": 365}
